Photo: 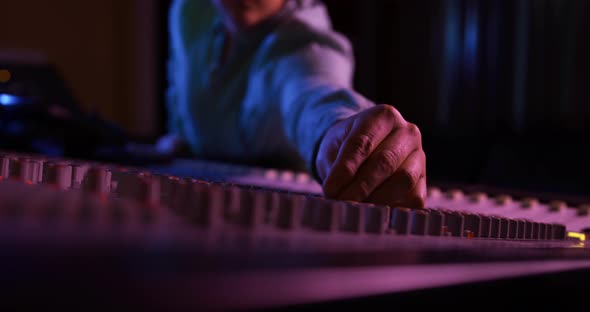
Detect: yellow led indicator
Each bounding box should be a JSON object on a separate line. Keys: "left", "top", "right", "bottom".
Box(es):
{"left": 567, "top": 232, "right": 586, "bottom": 242}
{"left": 0, "top": 69, "right": 11, "bottom": 83}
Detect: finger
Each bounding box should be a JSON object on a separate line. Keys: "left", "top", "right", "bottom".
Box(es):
{"left": 315, "top": 119, "right": 352, "bottom": 181}
{"left": 335, "top": 124, "right": 422, "bottom": 202}
{"left": 369, "top": 174, "right": 427, "bottom": 209}
{"left": 365, "top": 150, "right": 427, "bottom": 209}
{"left": 365, "top": 148, "right": 425, "bottom": 203}
{"left": 406, "top": 175, "right": 427, "bottom": 208}
{"left": 322, "top": 105, "right": 402, "bottom": 197}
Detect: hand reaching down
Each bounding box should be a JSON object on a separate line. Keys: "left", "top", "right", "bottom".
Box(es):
{"left": 315, "top": 104, "right": 427, "bottom": 209}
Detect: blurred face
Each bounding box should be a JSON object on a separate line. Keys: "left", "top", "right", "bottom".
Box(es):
{"left": 212, "top": 0, "right": 286, "bottom": 32}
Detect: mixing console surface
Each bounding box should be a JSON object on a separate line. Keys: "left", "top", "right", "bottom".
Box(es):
{"left": 1, "top": 150, "right": 590, "bottom": 310}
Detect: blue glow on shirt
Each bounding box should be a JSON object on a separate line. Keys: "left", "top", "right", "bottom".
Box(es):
{"left": 0, "top": 93, "right": 22, "bottom": 106}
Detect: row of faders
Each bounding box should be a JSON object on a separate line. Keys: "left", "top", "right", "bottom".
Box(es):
{"left": 0, "top": 151, "right": 569, "bottom": 240}
{"left": 427, "top": 187, "right": 589, "bottom": 236}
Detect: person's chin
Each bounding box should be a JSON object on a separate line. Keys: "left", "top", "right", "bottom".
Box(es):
{"left": 235, "top": 0, "right": 257, "bottom": 9}
{"left": 231, "top": 14, "right": 262, "bottom": 30}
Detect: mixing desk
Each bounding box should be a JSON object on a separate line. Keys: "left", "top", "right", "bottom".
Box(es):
{"left": 1, "top": 150, "right": 590, "bottom": 310}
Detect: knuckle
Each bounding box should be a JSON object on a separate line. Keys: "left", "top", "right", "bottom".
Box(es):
{"left": 408, "top": 192, "right": 426, "bottom": 209}
{"left": 376, "top": 104, "right": 398, "bottom": 121}
{"left": 340, "top": 160, "right": 357, "bottom": 180}
{"left": 349, "top": 134, "right": 373, "bottom": 159}
{"left": 376, "top": 149, "right": 400, "bottom": 173}
{"left": 406, "top": 122, "right": 421, "bottom": 139}
{"left": 396, "top": 168, "right": 419, "bottom": 192}
{"left": 357, "top": 180, "right": 372, "bottom": 199}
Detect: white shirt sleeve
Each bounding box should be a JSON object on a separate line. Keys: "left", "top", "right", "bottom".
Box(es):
{"left": 263, "top": 25, "right": 375, "bottom": 177}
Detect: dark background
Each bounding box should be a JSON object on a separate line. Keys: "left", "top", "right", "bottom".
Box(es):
{"left": 156, "top": 0, "right": 590, "bottom": 196}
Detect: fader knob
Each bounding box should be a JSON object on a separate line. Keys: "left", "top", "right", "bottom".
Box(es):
{"left": 116, "top": 172, "right": 160, "bottom": 206}
{"left": 70, "top": 164, "right": 89, "bottom": 189}
{"left": 310, "top": 198, "right": 343, "bottom": 232}
{"left": 495, "top": 194, "right": 512, "bottom": 206}
{"left": 264, "top": 190, "right": 280, "bottom": 224}
{"left": 364, "top": 204, "right": 389, "bottom": 234}
{"left": 518, "top": 220, "right": 532, "bottom": 239}
{"left": 445, "top": 189, "right": 464, "bottom": 200}
{"left": 81, "top": 166, "right": 112, "bottom": 194}
{"left": 276, "top": 194, "right": 305, "bottom": 230}
{"left": 18, "top": 158, "right": 43, "bottom": 184}
{"left": 295, "top": 172, "right": 311, "bottom": 184}
{"left": 548, "top": 200, "right": 566, "bottom": 213}
{"left": 166, "top": 178, "right": 191, "bottom": 214}
{"left": 552, "top": 224, "right": 567, "bottom": 240}
{"left": 0, "top": 155, "right": 10, "bottom": 178}
{"left": 427, "top": 209, "right": 445, "bottom": 236}
{"left": 238, "top": 189, "right": 267, "bottom": 227}
{"left": 341, "top": 202, "right": 389, "bottom": 234}
{"left": 187, "top": 182, "right": 224, "bottom": 227}
{"left": 508, "top": 219, "right": 518, "bottom": 239}
{"left": 577, "top": 204, "right": 590, "bottom": 216}
{"left": 531, "top": 222, "right": 541, "bottom": 239}
{"left": 480, "top": 215, "right": 491, "bottom": 238}
{"left": 539, "top": 223, "right": 547, "bottom": 240}
{"left": 341, "top": 202, "right": 364, "bottom": 233}
{"left": 30, "top": 159, "right": 46, "bottom": 184}
{"left": 463, "top": 213, "right": 482, "bottom": 238}
{"left": 263, "top": 169, "right": 279, "bottom": 180}
{"left": 278, "top": 170, "right": 294, "bottom": 182}
{"left": 468, "top": 192, "right": 487, "bottom": 204}
{"left": 427, "top": 186, "right": 442, "bottom": 199}
{"left": 489, "top": 216, "right": 501, "bottom": 238}
{"left": 158, "top": 175, "right": 181, "bottom": 208}
{"left": 223, "top": 186, "right": 242, "bottom": 221}
{"left": 6, "top": 158, "right": 27, "bottom": 182}
{"left": 545, "top": 224, "right": 554, "bottom": 240}
{"left": 42, "top": 162, "right": 73, "bottom": 190}
{"left": 520, "top": 197, "right": 539, "bottom": 209}
{"left": 23, "top": 159, "right": 41, "bottom": 184}
{"left": 443, "top": 210, "right": 464, "bottom": 237}
{"left": 410, "top": 209, "right": 429, "bottom": 235}
{"left": 390, "top": 207, "right": 411, "bottom": 235}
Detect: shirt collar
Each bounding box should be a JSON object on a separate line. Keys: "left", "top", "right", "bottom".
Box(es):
{"left": 211, "top": 0, "right": 298, "bottom": 45}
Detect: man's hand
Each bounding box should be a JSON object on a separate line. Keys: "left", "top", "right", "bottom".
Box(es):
{"left": 315, "top": 104, "right": 427, "bottom": 209}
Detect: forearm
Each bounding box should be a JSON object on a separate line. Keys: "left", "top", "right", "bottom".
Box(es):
{"left": 280, "top": 84, "right": 374, "bottom": 178}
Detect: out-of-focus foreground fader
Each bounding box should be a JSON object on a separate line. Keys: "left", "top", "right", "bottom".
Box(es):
{"left": 1, "top": 151, "right": 589, "bottom": 310}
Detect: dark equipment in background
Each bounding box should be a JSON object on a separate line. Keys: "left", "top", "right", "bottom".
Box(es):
{"left": 0, "top": 60, "right": 175, "bottom": 166}
{"left": 0, "top": 61, "right": 129, "bottom": 160}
